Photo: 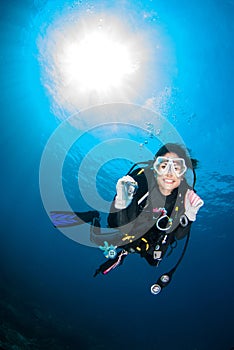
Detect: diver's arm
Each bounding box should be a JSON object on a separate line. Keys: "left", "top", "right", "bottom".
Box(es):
{"left": 108, "top": 195, "right": 139, "bottom": 227}
{"left": 175, "top": 189, "right": 204, "bottom": 240}
{"left": 108, "top": 173, "right": 147, "bottom": 228}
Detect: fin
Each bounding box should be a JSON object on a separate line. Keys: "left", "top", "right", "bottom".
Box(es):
{"left": 50, "top": 210, "right": 100, "bottom": 228}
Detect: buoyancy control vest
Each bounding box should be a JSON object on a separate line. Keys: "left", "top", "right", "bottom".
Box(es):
{"left": 121, "top": 165, "right": 192, "bottom": 242}
{"left": 145, "top": 166, "right": 192, "bottom": 234}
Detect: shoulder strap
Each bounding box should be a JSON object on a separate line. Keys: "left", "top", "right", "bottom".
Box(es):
{"left": 127, "top": 160, "right": 153, "bottom": 176}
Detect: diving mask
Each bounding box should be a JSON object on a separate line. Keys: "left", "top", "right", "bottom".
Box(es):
{"left": 153, "top": 156, "right": 187, "bottom": 177}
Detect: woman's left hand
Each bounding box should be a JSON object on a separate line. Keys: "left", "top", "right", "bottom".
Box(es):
{"left": 184, "top": 189, "right": 204, "bottom": 221}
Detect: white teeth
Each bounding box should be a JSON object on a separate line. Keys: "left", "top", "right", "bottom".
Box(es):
{"left": 164, "top": 179, "right": 173, "bottom": 184}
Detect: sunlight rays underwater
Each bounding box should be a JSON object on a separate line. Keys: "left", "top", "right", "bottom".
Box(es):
{"left": 36, "top": 0, "right": 176, "bottom": 120}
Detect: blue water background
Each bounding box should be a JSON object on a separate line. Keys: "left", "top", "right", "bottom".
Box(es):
{"left": 1, "top": 1, "right": 234, "bottom": 349}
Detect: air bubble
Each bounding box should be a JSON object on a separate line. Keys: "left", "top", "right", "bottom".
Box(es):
{"left": 155, "top": 129, "right": 160, "bottom": 135}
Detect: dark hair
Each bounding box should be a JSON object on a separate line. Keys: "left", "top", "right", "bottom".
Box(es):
{"left": 155, "top": 143, "right": 198, "bottom": 169}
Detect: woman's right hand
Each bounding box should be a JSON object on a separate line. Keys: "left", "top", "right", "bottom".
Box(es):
{"left": 115, "top": 175, "right": 138, "bottom": 209}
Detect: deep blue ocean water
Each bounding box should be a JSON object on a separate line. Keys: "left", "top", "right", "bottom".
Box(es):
{"left": 1, "top": 1, "right": 234, "bottom": 349}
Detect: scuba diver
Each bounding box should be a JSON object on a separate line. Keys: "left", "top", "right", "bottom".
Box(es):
{"left": 92, "top": 143, "right": 204, "bottom": 294}
{"left": 50, "top": 143, "right": 204, "bottom": 295}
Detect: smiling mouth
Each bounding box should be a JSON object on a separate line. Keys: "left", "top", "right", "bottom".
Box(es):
{"left": 163, "top": 179, "right": 174, "bottom": 184}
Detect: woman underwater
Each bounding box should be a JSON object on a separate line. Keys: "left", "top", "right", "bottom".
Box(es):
{"left": 94, "top": 143, "right": 204, "bottom": 294}
{"left": 50, "top": 142, "right": 204, "bottom": 294}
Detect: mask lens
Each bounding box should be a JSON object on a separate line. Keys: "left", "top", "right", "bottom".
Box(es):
{"left": 172, "top": 159, "right": 185, "bottom": 176}
{"left": 154, "top": 157, "right": 169, "bottom": 175}
{"left": 154, "top": 157, "right": 187, "bottom": 177}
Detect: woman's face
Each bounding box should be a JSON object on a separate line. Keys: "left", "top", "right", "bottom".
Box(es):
{"left": 155, "top": 152, "right": 184, "bottom": 196}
